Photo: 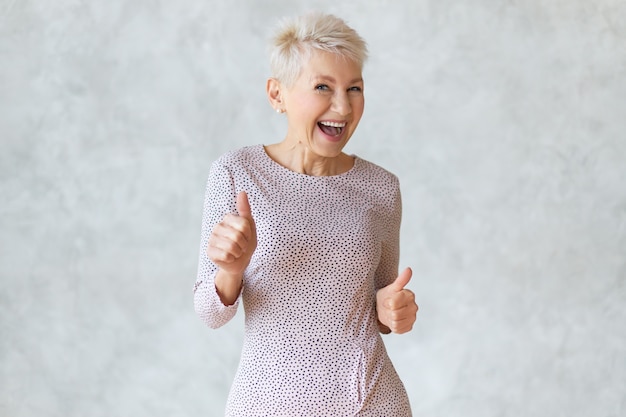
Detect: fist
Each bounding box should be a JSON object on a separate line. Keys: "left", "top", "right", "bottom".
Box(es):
{"left": 207, "top": 191, "right": 257, "bottom": 275}
{"left": 376, "top": 267, "right": 418, "bottom": 334}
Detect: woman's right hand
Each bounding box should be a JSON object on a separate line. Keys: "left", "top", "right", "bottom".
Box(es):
{"left": 207, "top": 191, "right": 257, "bottom": 305}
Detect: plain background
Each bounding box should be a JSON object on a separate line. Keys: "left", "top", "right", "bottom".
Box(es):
{"left": 1, "top": 0, "right": 625, "bottom": 416}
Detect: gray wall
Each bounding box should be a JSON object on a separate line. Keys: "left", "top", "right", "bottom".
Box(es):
{"left": 1, "top": 0, "right": 625, "bottom": 416}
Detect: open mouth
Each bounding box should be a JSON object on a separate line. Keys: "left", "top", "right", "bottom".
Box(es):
{"left": 318, "top": 121, "right": 346, "bottom": 137}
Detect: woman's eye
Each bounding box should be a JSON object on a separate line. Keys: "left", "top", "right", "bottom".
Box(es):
{"left": 315, "top": 84, "right": 330, "bottom": 91}
{"left": 349, "top": 86, "right": 363, "bottom": 92}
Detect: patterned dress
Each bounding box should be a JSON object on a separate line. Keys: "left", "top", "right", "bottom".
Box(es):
{"left": 194, "top": 145, "right": 412, "bottom": 416}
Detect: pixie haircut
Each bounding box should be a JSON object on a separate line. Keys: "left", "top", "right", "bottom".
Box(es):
{"left": 269, "top": 12, "right": 368, "bottom": 87}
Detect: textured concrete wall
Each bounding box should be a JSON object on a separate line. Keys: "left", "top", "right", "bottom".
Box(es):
{"left": 1, "top": 0, "right": 625, "bottom": 416}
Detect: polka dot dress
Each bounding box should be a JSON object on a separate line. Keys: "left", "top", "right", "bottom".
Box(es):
{"left": 194, "top": 145, "right": 412, "bottom": 416}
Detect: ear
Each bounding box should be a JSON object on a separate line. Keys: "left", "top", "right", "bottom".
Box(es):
{"left": 266, "top": 78, "right": 285, "bottom": 113}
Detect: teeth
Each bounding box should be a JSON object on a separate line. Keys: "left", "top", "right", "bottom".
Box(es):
{"left": 319, "top": 121, "right": 346, "bottom": 128}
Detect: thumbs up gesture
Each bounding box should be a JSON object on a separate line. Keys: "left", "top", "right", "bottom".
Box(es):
{"left": 376, "top": 267, "right": 418, "bottom": 334}
{"left": 207, "top": 191, "right": 257, "bottom": 305}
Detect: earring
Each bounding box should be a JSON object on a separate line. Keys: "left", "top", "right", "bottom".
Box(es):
{"left": 276, "top": 108, "right": 281, "bottom": 113}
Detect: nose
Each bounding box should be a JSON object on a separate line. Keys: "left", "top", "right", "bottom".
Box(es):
{"left": 331, "top": 92, "right": 352, "bottom": 116}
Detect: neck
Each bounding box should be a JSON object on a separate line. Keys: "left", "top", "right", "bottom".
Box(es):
{"left": 264, "top": 142, "right": 353, "bottom": 176}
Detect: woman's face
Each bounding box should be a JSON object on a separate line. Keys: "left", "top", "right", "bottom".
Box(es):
{"left": 282, "top": 50, "right": 365, "bottom": 158}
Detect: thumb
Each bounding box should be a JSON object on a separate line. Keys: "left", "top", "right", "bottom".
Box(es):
{"left": 390, "top": 267, "right": 412, "bottom": 292}
{"left": 236, "top": 191, "right": 253, "bottom": 220}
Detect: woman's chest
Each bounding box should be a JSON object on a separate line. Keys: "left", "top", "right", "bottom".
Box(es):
{"left": 249, "top": 182, "right": 385, "bottom": 268}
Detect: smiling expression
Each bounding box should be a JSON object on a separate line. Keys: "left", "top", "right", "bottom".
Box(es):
{"left": 280, "top": 50, "right": 365, "bottom": 159}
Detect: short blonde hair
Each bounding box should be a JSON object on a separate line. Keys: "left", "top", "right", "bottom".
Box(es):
{"left": 269, "top": 12, "right": 368, "bottom": 87}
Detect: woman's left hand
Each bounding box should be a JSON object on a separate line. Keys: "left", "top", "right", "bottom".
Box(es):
{"left": 376, "top": 267, "right": 418, "bottom": 334}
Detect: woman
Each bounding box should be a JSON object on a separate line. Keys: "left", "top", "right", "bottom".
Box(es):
{"left": 194, "top": 12, "right": 418, "bottom": 416}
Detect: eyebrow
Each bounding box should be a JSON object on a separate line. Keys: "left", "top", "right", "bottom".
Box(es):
{"left": 311, "top": 75, "right": 364, "bottom": 84}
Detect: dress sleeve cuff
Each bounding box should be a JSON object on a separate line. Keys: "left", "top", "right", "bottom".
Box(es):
{"left": 194, "top": 278, "right": 241, "bottom": 328}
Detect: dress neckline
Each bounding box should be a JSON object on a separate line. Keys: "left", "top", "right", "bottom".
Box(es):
{"left": 257, "top": 144, "right": 360, "bottom": 179}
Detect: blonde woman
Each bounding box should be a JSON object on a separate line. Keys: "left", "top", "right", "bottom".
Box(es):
{"left": 195, "top": 12, "right": 418, "bottom": 416}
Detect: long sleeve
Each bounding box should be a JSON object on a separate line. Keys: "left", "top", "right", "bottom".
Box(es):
{"left": 193, "top": 161, "right": 241, "bottom": 329}
{"left": 374, "top": 174, "right": 402, "bottom": 291}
